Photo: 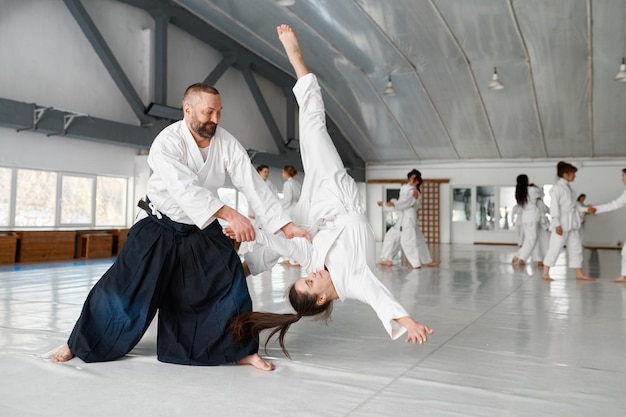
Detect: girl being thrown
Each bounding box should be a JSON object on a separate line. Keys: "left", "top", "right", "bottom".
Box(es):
{"left": 226, "top": 25, "right": 433, "bottom": 360}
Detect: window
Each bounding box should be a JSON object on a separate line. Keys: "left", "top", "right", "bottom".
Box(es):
{"left": 61, "top": 176, "right": 94, "bottom": 225}
{"left": 0, "top": 166, "right": 128, "bottom": 229}
{"left": 0, "top": 167, "right": 11, "bottom": 226}
{"left": 15, "top": 169, "right": 57, "bottom": 227}
{"left": 96, "top": 176, "right": 127, "bottom": 226}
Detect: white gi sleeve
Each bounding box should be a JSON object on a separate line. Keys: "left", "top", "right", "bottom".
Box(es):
{"left": 595, "top": 190, "right": 626, "bottom": 214}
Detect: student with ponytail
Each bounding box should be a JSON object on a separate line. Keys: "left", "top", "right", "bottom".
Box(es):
{"left": 511, "top": 174, "right": 543, "bottom": 266}
{"left": 226, "top": 25, "right": 433, "bottom": 360}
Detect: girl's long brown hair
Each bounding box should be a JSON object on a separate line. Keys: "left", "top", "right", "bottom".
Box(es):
{"left": 228, "top": 283, "right": 333, "bottom": 358}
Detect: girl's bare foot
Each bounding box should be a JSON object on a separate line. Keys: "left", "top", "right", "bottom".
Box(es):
{"left": 575, "top": 268, "right": 594, "bottom": 281}
{"left": 576, "top": 274, "right": 595, "bottom": 281}
{"left": 611, "top": 276, "right": 626, "bottom": 283}
{"left": 50, "top": 343, "right": 74, "bottom": 363}
{"left": 378, "top": 260, "right": 392, "bottom": 267}
{"left": 536, "top": 261, "right": 544, "bottom": 267}
{"left": 237, "top": 353, "right": 275, "bottom": 371}
{"left": 425, "top": 260, "right": 441, "bottom": 267}
{"left": 276, "top": 24, "right": 309, "bottom": 79}
{"left": 542, "top": 274, "right": 554, "bottom": 281}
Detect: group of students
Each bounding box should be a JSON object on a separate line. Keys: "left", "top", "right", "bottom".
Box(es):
{"left": 49, "top": 25, "right": 434, "bottom": 371}
{"left": 251, "top": 163, "right": 302, "bottom": 265}
{"left": 511, "top": 161, "right": 626, "bottom": 283}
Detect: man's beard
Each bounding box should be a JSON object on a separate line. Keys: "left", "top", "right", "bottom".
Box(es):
{"left": 192, "top": 120, "right": 217, "bottom": 138}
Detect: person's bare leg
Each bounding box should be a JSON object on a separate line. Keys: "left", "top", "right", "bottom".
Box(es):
{"left": 277, "top": 25, "right": 309, "bottom": 79}
{"left": 425, "top": 260, "right": 441, "bottom": 267}
{"left": 50, "top": 343, "right": 74, "bottom": 363}
{"left": 237, "top": 353, "right": 275, "bottom": 371}
{"left": 611, "top": 275, "right": 626, "bottom": 283}
{"left": 575, "top": 268, "right": 594, "bottom": 281}
{"left": 542, "top": 265, "right": 554, "bottom": 281}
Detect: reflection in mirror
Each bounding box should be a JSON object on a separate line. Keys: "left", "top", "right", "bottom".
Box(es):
{"left": 499, "top": 186, "right": 516, "bottom": 230}
{"left": 476, "top": 186, "right": 495, "bottom": 230}
{"left": 384, "top": 188, "right": 400, "bottom": 232}
{"left": 452, "top": 188, "right": 471, "bottom": 222}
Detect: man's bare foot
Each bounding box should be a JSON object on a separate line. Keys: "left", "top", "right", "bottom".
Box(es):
{"left": 425, "top": 260, "right": 441, "bottom": 267}
{"left": 50, "top": 343, "right": 74, "bottom": 363}
{"left": 611, "top": 276, "right": 626, "bottom": 283}
{"left": 237, "top": 353, "right": 275, "bottom": 371}
{"left": 378, "top": 260, "right": 392, "bottom": 267}
{"left": 277, "top": 24, "right": 309, "bottom": 79}
{"left": 576, "top": 274, "right": 595, "bottom": 281}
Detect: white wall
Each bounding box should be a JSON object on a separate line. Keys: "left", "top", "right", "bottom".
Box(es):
{"left": 367, "top": 160, "right": 626, "bottom": 247}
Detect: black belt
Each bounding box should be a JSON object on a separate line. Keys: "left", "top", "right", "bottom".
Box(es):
{"left": 137, "top": 198, "right": 201, "bottom": 236}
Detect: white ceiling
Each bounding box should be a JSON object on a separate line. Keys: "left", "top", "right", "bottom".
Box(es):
{"left": 174, "top": 0, "right": 626, "bottom": 165}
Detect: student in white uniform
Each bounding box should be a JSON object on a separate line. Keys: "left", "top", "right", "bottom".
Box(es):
{"left": 281, "top": 165, "right": 302, "bottom": 212}
{"left": 577, "top": 193, "right": 588, "bottom": 240}
{"left": 533, "top": 191, "right": 551, "bottom": 267}
{"left": 377, "top": 198, "right": 402, "bottom": 267}
{"left": 587, "top": 168, "right": 626, "bottom": 283}
{"left": 51, "top": 78, "right": 309, "bottom": 371}
{"left": 227, "top": 25, "right": 433, "bottom": 359}
{"left": 384, "top": 170, "right": 440, "bottom": 268}
{"left": 248, "top": 164, "right": 279, "bottom": 227}
{"left": 511, "top": 175, "right": 543, "bottom": 266}
{"left": 542, "top": 161, "right": 593, "bottom": 281}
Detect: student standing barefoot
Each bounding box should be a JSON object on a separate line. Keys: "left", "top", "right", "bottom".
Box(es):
{"left": 542, "top": 161, "right": 594, "bottom": 281}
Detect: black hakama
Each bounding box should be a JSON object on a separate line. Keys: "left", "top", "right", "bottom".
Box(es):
{"left": 67, "top": 213, "right": 257, "bottom": 365}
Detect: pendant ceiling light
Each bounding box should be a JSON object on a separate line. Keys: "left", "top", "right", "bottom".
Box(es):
{"left": 488, "top": 67, "right": 504, "bottom": 90}
{"left": 383, "top": 75, "right": 396, "bottom": 96}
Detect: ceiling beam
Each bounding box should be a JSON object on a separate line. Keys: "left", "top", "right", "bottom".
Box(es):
{"left": 241, "top": 67, "right": 289, "bottom": 154}
{"left": 116, "top": 0, "right": 365, "bottom": 175}
{"left": 0, "top": 97, "right": 166, "bottom": 148}
{"left": 63, "top": 0, "right": 151, "bottom": 126}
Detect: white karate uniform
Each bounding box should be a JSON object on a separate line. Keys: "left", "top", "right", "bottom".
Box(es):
{"left": 512, "top": 204, "right": 523, "bottom": 246}
{"left": 515, "top": 185, "right": 543, "bottom": 262}
{"left": 394, "top": 186, "right": 432, "bottom": 267}
{"left": 379, "top": 202, "right": 402, "bottom": 263}
{"left": 594, "top": 189, "right": 626, "bottom": 276}
{"left": 543, "top": 178, "right": 586, "bottom": 268}
{"left": 244, "top": 73, "right": 410, "bottom": 339}
{"left": 144, "top": 120, "right": 290, "bottom": 233}
{"left": 532, "top": 198, "right": 551, "bottom": 262}
{"left": 281, "top": 177, "right": 302, "bottom": 213}
{"left": 249, "top": 179, "right": 279, "bottom": 227}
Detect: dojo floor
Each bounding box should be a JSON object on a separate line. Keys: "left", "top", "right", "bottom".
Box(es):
{"left": 1, "top": 244, "right": 625, "bottom": 417}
